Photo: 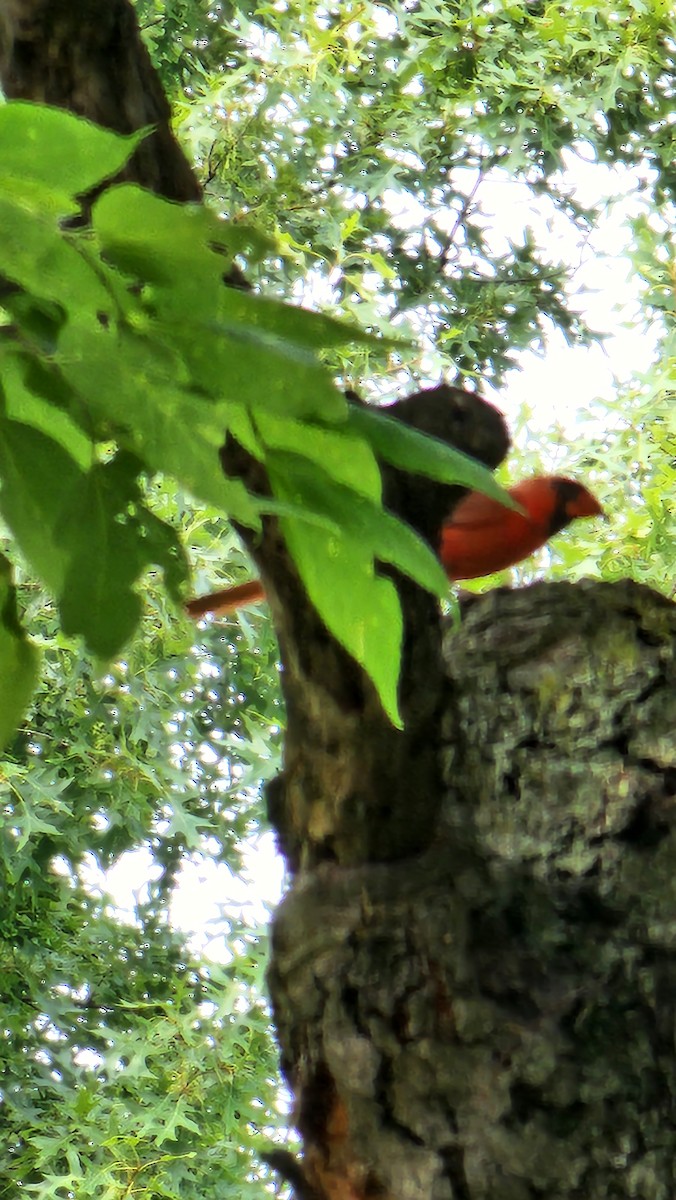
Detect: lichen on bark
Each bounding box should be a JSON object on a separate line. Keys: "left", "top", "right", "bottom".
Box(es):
{"left": 271, "top": 579, "right": 676, "bottom": 1199}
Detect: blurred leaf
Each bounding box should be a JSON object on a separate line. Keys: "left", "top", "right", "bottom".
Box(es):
{"left": 268, "top": 450, "right": 449, "bottom": 724}
{"left": 348, "top": 406, "right": 516, "bottom": 505}
{"left": 0, "top": 415, "right": 85, "bottom": 595}
{"left": 57, "top": 452, "right": 188, "bottom": 658}
{"left": 0, "top": 102, "right": 141, "bottom": 214}
{"left": 0, "top": 555, "right": 39, "bottom": 750}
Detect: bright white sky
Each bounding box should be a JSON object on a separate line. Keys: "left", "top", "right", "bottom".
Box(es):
{"left": 102, "top": 154, "right": 657, "bottom": 957}
{"left": 498, "top": 153, "right": 657, "bottom": 435}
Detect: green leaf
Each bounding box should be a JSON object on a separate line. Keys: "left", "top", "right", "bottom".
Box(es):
{"left": 254, "top": 410, "right": 382, "bottom": 499}
{"left": 269, "top": 450, "right": 449, "bottom": 598}
{"left": 154, "top": 1097, "right": 202, "bottom": 1146}
{"left": 0, "top": 414, "right": 187, "bottom": 658}
{"left": 268, "top": 451, "right": 452, "bottom": 724}
{"left": 56, "top": 453, "right": 188, "bottom": 658}
{"left": 0, "top": 556, "right": 39, "bottom": 750}
{"left": 93, "top": 185, "right": 226, "bottom": 306}
{"left": 348, "top": 405, "right": 517, "bottom": 506}
{"left": 92, "top": 186, "right": 359, "bottom": 423}
{"left": 171, "top": 315, "right": 347, "bottom": 420}
{"left": 0, "top": 416, "right": 86, "bottom": 594}
{"left": 1, "top": 351, "right": 93, "bottom": 470}
{"left": 0, "top": 102, "right": 143, "bottom": 214}
{"left": 93, "top": 183, "right": 272, "bottom": 292}
{"left": 272, "top": 491, "right": 404, "bottom": 727}
{"left": 0, "top": 196, "right": 113, "bottom": 322}
{"left": 54, "top": 327, "right": 261, "bottom": 525}
{"left": 216, "top": 286, "right": 379, "bottom": 353}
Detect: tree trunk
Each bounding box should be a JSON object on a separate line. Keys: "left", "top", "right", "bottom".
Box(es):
{"left": 271, "top": 579, "right": 676, "bottom": 1199}
{"left": 2, "top": 5, "right": 675, "bottom": 1198}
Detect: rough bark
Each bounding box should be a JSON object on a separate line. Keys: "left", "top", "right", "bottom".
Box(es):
{"left": 271, "top": 580, "right": 676, "bottom": 1200}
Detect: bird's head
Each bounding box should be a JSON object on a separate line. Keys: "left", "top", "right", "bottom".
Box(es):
{"left": 548, "top": 476, "right": 605, "bottom": 534}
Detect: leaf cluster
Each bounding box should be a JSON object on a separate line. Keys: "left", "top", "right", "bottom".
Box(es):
{"left": 134, "top": 0, "right": 676, "bottom": 386}
{"left": 0, "top": 499, "right": 287, "bottom": 1196}
{"left": 0, "top": 101, "right": 508, "bottom": 732}
{"left": 0, "top": 861, "right": 282, "bottom": 1197}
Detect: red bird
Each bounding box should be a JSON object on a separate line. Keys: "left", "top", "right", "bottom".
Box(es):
{"left": 185, "top": 475, "right": 603, "bottom": 619}
{"left": 439, "top": 474, "right": 603, "bottom": 580}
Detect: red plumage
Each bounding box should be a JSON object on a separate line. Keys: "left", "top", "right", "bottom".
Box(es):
{"left": 186, "top": 475, "right": 603, "bottom": 619}
{"left": 439, "top": 475, "right": 603, "bottom": 580}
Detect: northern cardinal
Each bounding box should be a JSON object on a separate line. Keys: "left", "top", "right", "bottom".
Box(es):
{"left": 438, "top": 474, "right": 603, "bottom": 580}
{"left": 185, "top": 475, "right": 603, "bottom": 619}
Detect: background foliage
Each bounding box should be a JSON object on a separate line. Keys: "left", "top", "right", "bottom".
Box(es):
{"left": 0, "top": 0, "right": 674, "bottom": 1195}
